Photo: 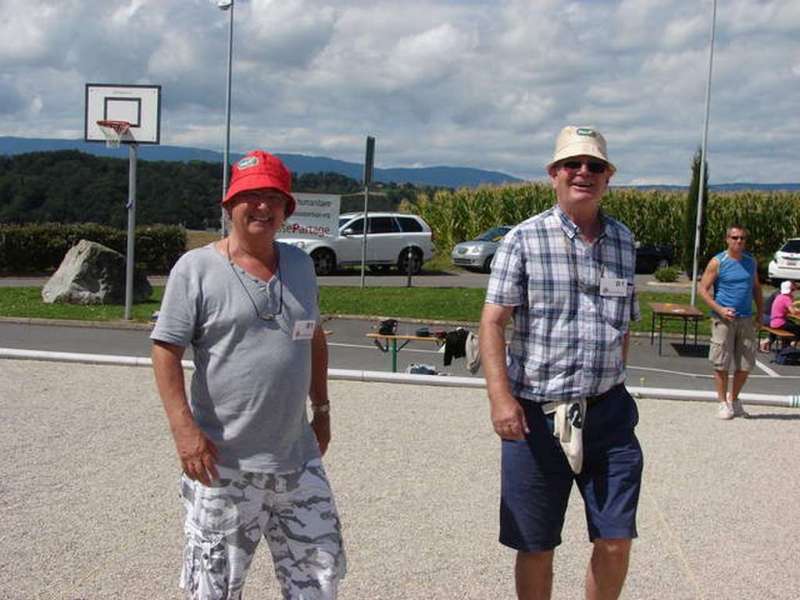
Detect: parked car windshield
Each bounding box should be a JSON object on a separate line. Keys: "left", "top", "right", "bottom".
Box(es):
{"left": 780, "top": 240, "right": 800, "bottom": 253}
{"left": 341, "top": 217, "right": 364, "bottom": 234}
{"left": 476, "top": 226, "right": 511, "bottom": 242}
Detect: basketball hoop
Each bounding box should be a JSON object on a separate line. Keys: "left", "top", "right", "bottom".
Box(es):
{"left": 97, "top": 119, "right": 131, "bottom": 148}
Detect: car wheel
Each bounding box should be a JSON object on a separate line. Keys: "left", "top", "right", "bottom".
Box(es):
{"left": 482, "top": 255, "right": 494, "bottom": 273}
{"left": 311, "top": 249, "right": 336, "bottom": 276}
{"left": 398, "top": 248, "right": 423, "bottom": 275}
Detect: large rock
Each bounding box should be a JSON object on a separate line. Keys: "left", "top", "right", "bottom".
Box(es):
{"left": 42, "top": 239, "right": 152, "bottom": 305}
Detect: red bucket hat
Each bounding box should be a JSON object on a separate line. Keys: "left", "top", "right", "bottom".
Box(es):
{"left": 223, "top": 150, "right": 296, "bottom": 217}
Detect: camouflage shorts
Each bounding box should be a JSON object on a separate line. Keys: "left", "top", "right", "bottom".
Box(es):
{"left": 179, "top": 458, "right": 347, "bottom": 600}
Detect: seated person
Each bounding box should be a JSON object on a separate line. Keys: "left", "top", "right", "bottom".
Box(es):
{"left": 770, "top": 280, "right": 800, "bottom": 339}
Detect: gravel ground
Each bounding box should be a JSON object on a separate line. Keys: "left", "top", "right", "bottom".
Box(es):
{"left": 2, "top": 359, "right": 799, "bottom": 599}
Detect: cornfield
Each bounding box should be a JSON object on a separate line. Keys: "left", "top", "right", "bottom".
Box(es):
{"left": 409, "top": 184, "right": 800, "bottom": 270}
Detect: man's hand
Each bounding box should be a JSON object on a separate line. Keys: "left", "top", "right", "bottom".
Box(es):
{"left": 311, "top": 412, "right": 331, "bottom": 456}
{"left": 173, "top": 421, "right": 219, "bottom": 486}
{"left": 491, "top": 394, "right": 529, "bottom": 441}
{"left": 719, "top": 306, "right": 737, "bottom": 321}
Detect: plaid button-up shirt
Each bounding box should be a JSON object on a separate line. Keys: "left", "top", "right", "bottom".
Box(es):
{"left": 486, "top": 205, "right": 639, "bottom": 403}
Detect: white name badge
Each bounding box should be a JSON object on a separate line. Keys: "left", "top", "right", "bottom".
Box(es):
{"left": 292, "top": 320, "right": 316, "bottom": 341}
{"left": 599, "top": 277, "right": 628, "bottom": 297}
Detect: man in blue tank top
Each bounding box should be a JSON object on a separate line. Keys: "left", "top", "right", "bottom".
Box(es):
{"left": 698, "top": 225, "right": 763, "bottom": 420}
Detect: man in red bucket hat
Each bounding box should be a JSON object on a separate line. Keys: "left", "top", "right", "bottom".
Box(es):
{"left": 151, "top": 150, "right": 346, "bottom": 599}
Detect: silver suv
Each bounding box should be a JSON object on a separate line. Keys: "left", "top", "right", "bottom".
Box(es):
{"left": 282, "top": 212, "right": 435, "bottom": 276}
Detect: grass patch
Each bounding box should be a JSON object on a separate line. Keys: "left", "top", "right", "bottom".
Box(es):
{"left": 320, "top": 287, "right": 486, "bottom": 321}
{"left": 0, "top": 287, "right": 163, "bottom": 322}
{"left": 0, "top": 285, "right": 723, "bottom": 333}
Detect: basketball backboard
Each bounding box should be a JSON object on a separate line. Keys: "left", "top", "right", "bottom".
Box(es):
{"left": 84, "top": 83, "right": 161, "bottom": 145}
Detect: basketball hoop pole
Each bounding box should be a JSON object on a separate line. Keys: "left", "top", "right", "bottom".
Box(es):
{"left": 124, "top": 144, "right": 138, "bottom": 320}
{"left": 220, "top": 0, "right": 235, "bottom": 238}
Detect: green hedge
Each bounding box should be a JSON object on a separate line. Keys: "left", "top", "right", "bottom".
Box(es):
{"left": 0, "top": 223, "right": 186, "bottom": 274}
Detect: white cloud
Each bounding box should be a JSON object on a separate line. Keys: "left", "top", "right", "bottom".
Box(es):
{"left": 0, "top": 0, "right": 798, "bottom": 184}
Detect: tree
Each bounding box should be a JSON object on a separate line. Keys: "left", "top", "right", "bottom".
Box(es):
{"left": 683, "top": 147, "right": 709, "bottom": 276}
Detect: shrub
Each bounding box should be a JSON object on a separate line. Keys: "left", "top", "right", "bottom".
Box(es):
{"left": 654, "top": 266, "right": 681, "bottom": 283}
{"left": 0, "top": 223, "right": 185, "bottom": 274}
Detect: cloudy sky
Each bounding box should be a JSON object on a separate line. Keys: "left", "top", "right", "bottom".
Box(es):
{"left": 1, "top": 0, "right": 798, "bottom": 185}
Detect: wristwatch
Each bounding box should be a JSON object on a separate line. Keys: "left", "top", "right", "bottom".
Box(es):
{"left": 312, "top": 402, "right": 330, "bottom": 414}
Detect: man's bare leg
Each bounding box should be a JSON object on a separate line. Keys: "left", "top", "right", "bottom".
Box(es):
{"left": 729, "top": 369, "right": 749, "bottom": 402}
{"left": 713, "top": 369, "right": 729, "bottom": 403}
{"left": 516, "top": 550, "right": 554, "bottom": 600}
{"left": 585, "top": 539, "right": 632, "bottom": 600}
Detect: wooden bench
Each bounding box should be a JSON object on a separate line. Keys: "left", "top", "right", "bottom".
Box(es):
{"left": 365, "top": 333, "right": 445, "bottom": 372}
{"left": 759, "top": 325, "right": 795, "bottom": 355}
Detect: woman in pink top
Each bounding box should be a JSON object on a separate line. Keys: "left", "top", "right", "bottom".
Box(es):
{"left": 770, "top": 280, "right": 800, "bottom": 338}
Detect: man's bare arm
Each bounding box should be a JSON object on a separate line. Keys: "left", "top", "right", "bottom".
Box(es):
{"left": 152, "top": 340, "right": 218, "bottom": 485}
{"left": 752, "top": 270, "right": 763, "bottom": 321}
{"left": 479, "top": 303, "right": 528, "bottom": 440}
{"left": 309, "top": 325, "right": 331, "bottom": 456}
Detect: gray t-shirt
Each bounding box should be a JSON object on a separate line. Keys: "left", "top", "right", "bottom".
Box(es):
{"left": 151, "top": 242, "right": 321, "bottom": 473}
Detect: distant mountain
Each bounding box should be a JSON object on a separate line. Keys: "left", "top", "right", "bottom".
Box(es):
{"left": 0, "top": 136, "right": 521, "bottom": 188}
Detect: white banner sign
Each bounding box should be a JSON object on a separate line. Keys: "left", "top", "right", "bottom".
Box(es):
{"left": 278, "top": 193, "right": 340, "bottom": 239}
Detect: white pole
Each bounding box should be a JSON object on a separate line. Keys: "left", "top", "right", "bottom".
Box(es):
{"left": 690, "top": 0, "right": 717, "bottom": 306}
{"left": 3, "top": 348, "right": 800, "bottom": 409}
{"left": 124, "top": 144, "right": 138, "bottom": 320}
{"left": 220, "top": 0, "right": 234, "bottom": 238}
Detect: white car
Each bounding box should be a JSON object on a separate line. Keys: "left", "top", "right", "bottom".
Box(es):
{"left": 768, "top": 238, "right": 800, "bottom": 283}
{"left": 282, "top": 212, "right": 435, "bottom": 276}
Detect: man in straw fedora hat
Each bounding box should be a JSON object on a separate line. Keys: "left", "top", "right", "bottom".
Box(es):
{"left": 151, "top": 150, "right": 346, "bottom": 599}
{"left": 480, "top": 126, "right": 642, "bottom": 599}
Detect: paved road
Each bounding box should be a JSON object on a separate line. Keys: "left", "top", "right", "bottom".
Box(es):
{"left": 2, "top": 317, "right": 799, "bottom": 396}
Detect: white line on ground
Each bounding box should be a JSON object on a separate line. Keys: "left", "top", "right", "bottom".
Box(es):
{"left": 627, "top": 364, "right": 800, "bottom": 380}
{"left": 754, "top": 359, "right": 781, "bottom": 377}
{"left": 628, "top": 366, "right": 709, "bottom": 378}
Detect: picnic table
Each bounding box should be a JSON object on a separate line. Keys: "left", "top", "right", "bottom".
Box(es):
{"left": 649, "top": 302, "right": 705, "bottom": 356}
{"left": 365, "top": 333, "right": 444, "bottom": 373}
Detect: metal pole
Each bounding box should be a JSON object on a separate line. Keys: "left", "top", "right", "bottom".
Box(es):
{"left": 359, "top": 136, "right": 375, "bottom": 289}
{"left": 124, "top": 144, "right": 138, "bottom": 320}
{"left": 360, "top": 186, "right": 368, "bottom": 288}
{"left": 220, "top": 0, "right": 234, "bottom": 237}
{"left": 690, "top": 0, "right": 717, "bottom": 306}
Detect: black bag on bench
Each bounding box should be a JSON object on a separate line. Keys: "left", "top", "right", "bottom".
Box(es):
{"left": 378, "top": 319, "right": 398, "bottom": 335}
{"left": 774, "top": 346, "right": 800, "bottom": 365}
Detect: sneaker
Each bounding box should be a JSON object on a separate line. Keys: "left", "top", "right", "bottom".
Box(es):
{"left": 732, "top": 397, "right": 749, "bottom": 418}
{"left": 717, "top": 402, "right": 734, "bottom": 420}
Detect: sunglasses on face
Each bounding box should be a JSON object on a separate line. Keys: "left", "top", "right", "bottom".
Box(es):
{"left": 728, "top": 236, "right": 746, "bottom": 241}
{"left": 560, "top": 159, "right": 608, "bottom": 174}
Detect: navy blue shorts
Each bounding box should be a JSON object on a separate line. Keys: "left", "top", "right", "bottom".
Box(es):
{"left": 499, "top": 384, "right": 643, "bottom": 552}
